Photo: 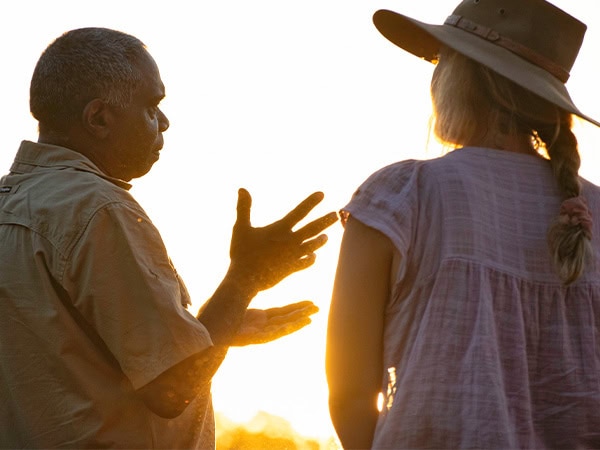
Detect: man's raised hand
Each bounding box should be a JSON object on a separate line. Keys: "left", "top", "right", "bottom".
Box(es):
{"left": 229, "top": 188, "right": 338, "bottom": 293}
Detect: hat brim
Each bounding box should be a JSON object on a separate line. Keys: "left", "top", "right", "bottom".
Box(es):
{"left": 373, "top": 9, "right": 600, "bottom": 127}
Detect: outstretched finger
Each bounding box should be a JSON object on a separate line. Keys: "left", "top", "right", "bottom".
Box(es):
{"left": 264, "top": 301, "right": 319, "bottom": 319}
{"left": 254, "top": 316, "right": 313, "bottom": 344}
{"left": 263, "top": 316, "right": 313, "bottom": 337}
{"left": 294, "top": 212, "right": 338, "bottom": 242}
{"left": 300, "top": 234, "right": 329, "bottom": 255}
{"left": 235, "top": 188, "right": 252, "bottom": 229}
{"left": 289, "top": 252, "right": 317, "bottom": 274}
{"left": 279, "top": 191, "right": 325, "bottom": 228}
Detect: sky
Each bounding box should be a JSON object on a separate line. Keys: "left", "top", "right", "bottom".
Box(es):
{"left": 3, "top": 0, "right": 600, "bottom": 443}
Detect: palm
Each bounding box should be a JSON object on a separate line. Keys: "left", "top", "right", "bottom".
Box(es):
{"left": 230, "top": 301, "right": 319, "bottom": 346}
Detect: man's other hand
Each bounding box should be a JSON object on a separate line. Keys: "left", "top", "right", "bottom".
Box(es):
{"left": 230, "top": 301, "right": 319, "bottom": 346}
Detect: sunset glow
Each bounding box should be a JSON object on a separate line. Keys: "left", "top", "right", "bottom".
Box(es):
{"left": 4, "top": 1, "right": 600, "bottom": 447}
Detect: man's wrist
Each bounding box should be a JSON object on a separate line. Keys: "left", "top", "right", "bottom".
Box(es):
{"left": 224, "top": 263, "right": 262, "bottom": 297}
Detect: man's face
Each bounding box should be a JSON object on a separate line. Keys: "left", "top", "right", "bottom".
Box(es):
{"left": 104, "top": 55, "right": 170, "bottom": 181}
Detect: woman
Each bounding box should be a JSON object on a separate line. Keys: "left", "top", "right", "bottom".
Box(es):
{"left": 326, "top": 1, "right": 600, "bottom": 448}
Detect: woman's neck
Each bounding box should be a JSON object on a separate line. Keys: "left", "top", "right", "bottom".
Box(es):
{"left": 469, "top": 132, "right": 539, "bottom": 156}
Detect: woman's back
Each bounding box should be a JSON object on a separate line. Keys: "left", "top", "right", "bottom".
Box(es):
{"left": 344, "top": 147, "right": 600, "bottom": 448}
{"left": 327, "top": 2, "right": 600, "bottom": 448}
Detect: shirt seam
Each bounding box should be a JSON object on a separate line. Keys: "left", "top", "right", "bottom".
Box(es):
{"left": 409, "top": 255, "right": 600, "bottom": 290}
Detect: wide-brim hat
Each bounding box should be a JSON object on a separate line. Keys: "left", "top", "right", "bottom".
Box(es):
{"left": 373, "top": 0, "right": 600, "bottom": 127}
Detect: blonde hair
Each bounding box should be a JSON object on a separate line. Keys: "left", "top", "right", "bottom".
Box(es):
{"left": 430, "top": 47, "right": 591, "bottom": 284}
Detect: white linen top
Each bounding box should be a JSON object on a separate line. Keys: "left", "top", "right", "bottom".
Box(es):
{"left": 344, "top": 147, "right": 600, "bottom": 449}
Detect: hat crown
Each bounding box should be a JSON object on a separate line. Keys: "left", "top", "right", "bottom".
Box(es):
{"left": 452, "top": 0, "right": 585, "bottom": 74}
{"left": 372, "top": 0, "right": 600, "bottom": 126}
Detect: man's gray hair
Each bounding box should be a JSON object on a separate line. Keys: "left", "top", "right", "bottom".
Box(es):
{"left": 30, "top": 27, "right": 150, "bottom": 133}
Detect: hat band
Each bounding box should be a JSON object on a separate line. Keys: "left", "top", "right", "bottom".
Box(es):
{"left": 444, "top": 14, "right": 570, "bottom": 82}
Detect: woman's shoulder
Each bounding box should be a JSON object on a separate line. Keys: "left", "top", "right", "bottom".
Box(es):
{"left": 359, "top": 151, "right": 472, "bottom": 192}
{"left": 581, "top": 177, "right": 600, "bottom": 193}
{"left": 360, "top": 156, "right": 440, "bottom": 187}
{"left": 581, "top": 177, "right": 600, "bottom": 210}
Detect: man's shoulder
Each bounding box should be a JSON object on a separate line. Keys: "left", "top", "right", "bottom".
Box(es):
{"left": 25, "top": 164, "right": 139, "bottom": 214}
{"left": 1, "top": 164, "right": 145, "bottom": 254}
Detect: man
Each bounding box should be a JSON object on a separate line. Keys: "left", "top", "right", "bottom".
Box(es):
{"left": 0, "top": 27, "right": 337, "bottom": 448}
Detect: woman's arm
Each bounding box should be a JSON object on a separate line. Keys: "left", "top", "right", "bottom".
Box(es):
{"left": 326, "top": 216, "right": 394, "bottom": 449}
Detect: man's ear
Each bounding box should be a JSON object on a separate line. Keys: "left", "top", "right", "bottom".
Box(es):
{"left": 82, "top": 98, "right": 112, "bottom": 139}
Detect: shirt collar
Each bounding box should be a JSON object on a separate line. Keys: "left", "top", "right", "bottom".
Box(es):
{"left": 11, "top": 140, "right": 132, "bottom": 190}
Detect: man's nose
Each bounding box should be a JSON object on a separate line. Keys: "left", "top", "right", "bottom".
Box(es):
{"left": 158, "top": 109, "right": 169, "bottom": 132}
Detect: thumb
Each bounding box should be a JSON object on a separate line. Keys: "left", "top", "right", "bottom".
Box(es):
{"left": 235, "top": 188, "right": 252, "bottom": 229}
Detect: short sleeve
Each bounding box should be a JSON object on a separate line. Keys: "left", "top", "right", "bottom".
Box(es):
{"left": 342, "top": 160, "right": 424, "bottom": 261}
{"left": 63, "top": 202, "right": 213, "bottom": 389}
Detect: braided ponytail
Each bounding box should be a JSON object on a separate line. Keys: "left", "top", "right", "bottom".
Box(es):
{"left": 431, "top": 48, "right": 593, "bottom": 284}
{"left": 543, "top": 122, "right": 593, "bottom": 284}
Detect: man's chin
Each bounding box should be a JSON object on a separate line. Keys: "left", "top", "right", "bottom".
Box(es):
{"left": 123, "top": 162, "right": 156, "bottom": 182}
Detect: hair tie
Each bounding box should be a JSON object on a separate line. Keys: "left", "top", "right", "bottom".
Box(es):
{"left": 559, "top": 196, "right": 593, "bottom": 239}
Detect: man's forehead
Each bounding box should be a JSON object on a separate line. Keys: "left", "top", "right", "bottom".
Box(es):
{"left": 136, "top": 54, "right": 166, "bottom": 97}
